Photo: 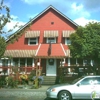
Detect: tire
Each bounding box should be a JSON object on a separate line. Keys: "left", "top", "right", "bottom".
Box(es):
{"left": 58, "top": 91, "right": 72, "bottom": 100}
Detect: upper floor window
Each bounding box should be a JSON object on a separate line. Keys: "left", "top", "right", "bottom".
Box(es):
{"left": 28, "top": 38, "right": 38, "bottom": 45}
{"left": 65, "top": 38, "right": 71, "bottom": 45}
{"left": 46, "top": 38, "right": 56, "bottom": 43}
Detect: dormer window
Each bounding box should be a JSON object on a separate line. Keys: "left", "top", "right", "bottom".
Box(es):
{"left": 46, "top": 38, "right": 56, "bottom": 43}
{"left": 65, "top": 38, "right": 71, "bottom": 45}
{"left": 28, "top": 38, "right": 38, "bottom": 45}
{"left": 44, "top": 30, "right": 58, "bottom": 43}
{"left": 63, "top": 30, "right": 75, "bottom": 45}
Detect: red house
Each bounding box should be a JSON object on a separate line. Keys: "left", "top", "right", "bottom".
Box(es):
{"left": 1, "top": 5, "right": 79, "bottom": 76}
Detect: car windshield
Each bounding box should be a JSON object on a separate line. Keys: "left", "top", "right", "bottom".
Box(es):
{"left": 70, "top": 76, "right": 84, "bottom": 84}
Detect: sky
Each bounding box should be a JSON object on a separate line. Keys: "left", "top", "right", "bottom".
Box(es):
{"left": 2, "top": 0, "right": 100, "bottom": 37}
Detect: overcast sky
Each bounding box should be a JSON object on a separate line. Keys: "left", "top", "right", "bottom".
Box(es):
{"left": 2, "top": 0, "right": 100, "bottom": 37}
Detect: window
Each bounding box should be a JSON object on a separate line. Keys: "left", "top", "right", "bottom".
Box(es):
{"left": 65, "top": 38, "right": 71, "bottom": 45}
{"left": 70, "top": 58, "right": 76, "bottom": 66}
{"left": 28, "top": 38, "right": 38, "bottom": 45}
{"left": 2, "top": 59, "right": 8, "bottom": 73}
{"left": 27, "top": 58, "right": 32, "bottom": 67}
{"left": 46, "top": 38, "right": 56, "bottom": 43}
{"left": 80, "top": 77, "right": 100, "bottom": 85}
{"left": 13, "top": 58, "right": 19, "bottom": 67}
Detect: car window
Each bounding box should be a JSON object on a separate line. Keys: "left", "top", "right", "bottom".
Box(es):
{"left": 95, "top": 77, "right": 100, "bottom": 85}
{"left": 71, "top": 76, "right": 84, "bottom": 84}
{"left": 80, "top": 77, "right": 100, "bottom": 85}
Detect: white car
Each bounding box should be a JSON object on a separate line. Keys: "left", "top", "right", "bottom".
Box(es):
{"left": 46, "top": 75, "right": 100, "bottom": 100}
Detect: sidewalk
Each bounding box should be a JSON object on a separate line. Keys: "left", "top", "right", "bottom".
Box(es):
{"left": 0, "top": 84, "right": 52, "bottom": 91}
{"left": 17, "top": 84, "right": 51, "bottom": 91}
{"left": 0, "top": 85, "right": 52, "bottom": 98}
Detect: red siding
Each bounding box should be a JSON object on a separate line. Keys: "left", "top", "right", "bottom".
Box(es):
{"left": 6, "top": 8, "right": 76, "bottom": 51}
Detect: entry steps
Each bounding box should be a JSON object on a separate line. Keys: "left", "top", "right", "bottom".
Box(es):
{"left": 42, "top": 76, "right": 56, "bottom": 85}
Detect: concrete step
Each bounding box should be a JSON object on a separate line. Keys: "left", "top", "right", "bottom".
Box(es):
{"left": 42, "top": 76, "right": 56, "bottom": 85}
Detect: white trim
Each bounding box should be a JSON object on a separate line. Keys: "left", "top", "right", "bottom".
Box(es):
{"left": 60, "top": 43, "right": 66, "bottom": 56}
{"left": 35, "top": 43, "right": 41, "bottom": 56}
{"left": 90, "top": 60, "right": 93, "bottom": 66}
{"left": 68, "top": 58, "right": 71, "bottom": 72}
{"left": 46, "top": 74, "right": 56, "bottom": 76}
{"left": 32, "top": 59, "right": 34, "bottom": 67}
{"left": 68, "top": 58, "right": 70, "bottom": 66}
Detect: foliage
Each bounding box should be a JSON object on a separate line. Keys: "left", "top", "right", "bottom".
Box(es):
{"left": 5, "top": 75, "right": 18, "bottom": 88}
{"left": 28, "top": 70, "right": 36, "bottom": 81}
{"left": 69, "top": 22, "right": 100, "bottom": 72}
{"left": 0, "top": 0, "right": 12, "bottom": 34}
{"left": 0, "top": 36, "right": 6, "bottom": 57}
{"left": 0, "top": 76, "right": 6, "bottom": 88}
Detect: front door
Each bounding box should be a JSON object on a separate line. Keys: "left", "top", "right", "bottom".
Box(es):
{"left": 46, "top": 59, "right": 56, "bottom": 76}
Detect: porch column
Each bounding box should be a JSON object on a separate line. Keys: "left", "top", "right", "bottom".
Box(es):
{"left": 18, "top": 58, "right": 20, "bottom": 72}
{"left": 32, "top": 59, "right": 35, "bottom": 67}
{"left": 90, "top": 60, "right": 93, "bottom": 66}
{"left": 8, "top": 60, "right": 10, "bottom": 75}
{"left": 68, "top": 58, "right": 71, "bottom": 72}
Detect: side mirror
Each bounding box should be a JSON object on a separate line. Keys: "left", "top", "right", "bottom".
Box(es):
{"left": 77, "top": 83, "right": 81, "bottom": 87}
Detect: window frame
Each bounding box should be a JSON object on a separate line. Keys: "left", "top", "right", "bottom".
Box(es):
{"left": 46, "top": 37, "right": 56, "bottom": 43}
{"left": 28, "top": 38, "right": 38, "bottom": 45}
{"left": 65, "top": 38, "right": 71, "bottom": 45}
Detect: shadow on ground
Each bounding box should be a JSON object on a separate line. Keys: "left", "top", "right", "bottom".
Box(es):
{"left": 44, "top": 97, "right": 57, "bottom": 100}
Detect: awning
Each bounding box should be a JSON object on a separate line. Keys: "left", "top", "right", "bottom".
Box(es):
{"left": 25, "top": 31, "right": 40, "bottom": 38}
{"left": 36, "top": 44, "right": 66, "bottom": 58}
{"left": 4, "top": 50, "right": 37, "bottom": 58}
{"left": 44, "top": 30, "right": 58, "bottom": 38}
{"left": 63, "top": 30, "right": 75, "bottom": 37}
{"left": 65, "top": 49, "right": 70, "bottom": 57}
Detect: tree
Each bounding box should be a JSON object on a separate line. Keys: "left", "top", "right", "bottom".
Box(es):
{"left": 69, "top": 22, "right": 100, "bottom": 73}
{"left": 0, "top": 36, "right": 6, "bottom": 57}
{"left": 0, "top": 0, "right": 12, "bottom": 34}
{"left": 0, "top": 0, "right": 11, "bottom": 57}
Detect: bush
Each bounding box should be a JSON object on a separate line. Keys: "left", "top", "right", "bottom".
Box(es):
{"left": 28, "top": 70, "right": 36, "bottom": 81}
{"left": 0, "top": 76, "right": 6, "bottom": 88}
{"left": 5, "top": 76, "right": 19, "bottom": 88}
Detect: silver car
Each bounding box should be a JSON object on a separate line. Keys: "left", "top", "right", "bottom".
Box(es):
{"left": 46, "top": 75, "right": 100, "bottom": 100}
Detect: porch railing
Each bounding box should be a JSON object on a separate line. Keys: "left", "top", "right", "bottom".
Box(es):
{"left": 0, "top": 66, "right": 42, "bottom": 74}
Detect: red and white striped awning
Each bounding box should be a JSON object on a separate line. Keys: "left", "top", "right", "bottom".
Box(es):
{"left": 4, "top": 50, "right": 37, "bottom": 58}
{"left": 63, "top": 30, "right": 75, "bottom": 37}
{"left": 25, "top": 31, "right": 40, "bottom": 38}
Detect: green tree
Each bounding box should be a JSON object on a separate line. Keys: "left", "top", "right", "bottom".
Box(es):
{"left": 69, "top": 22, "right": 100, "bottom": 73}
{"left": 0, "top": 0, "right": 12, "bottom": 34}
{"left": 0, "top": 36, "right": 6, "bottom": 57}
{"left": 0, "top": 0, "right": 11, "bottom": 57}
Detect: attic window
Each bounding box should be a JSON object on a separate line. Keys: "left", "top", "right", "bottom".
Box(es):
{"left": 51, "top": 22, "right": 54, "bottom": 25}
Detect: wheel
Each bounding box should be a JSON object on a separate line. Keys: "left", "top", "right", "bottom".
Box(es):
{"left": 58, "top": 91, "right": 72, "bottom": 100}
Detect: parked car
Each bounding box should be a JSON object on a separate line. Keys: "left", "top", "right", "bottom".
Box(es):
{"left": 46, "top": 75, "right": 100, "bottom": 100}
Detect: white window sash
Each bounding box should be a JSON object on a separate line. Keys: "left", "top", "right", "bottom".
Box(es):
{"left": 28, "top": 38, "right": 38, "bottom": 45}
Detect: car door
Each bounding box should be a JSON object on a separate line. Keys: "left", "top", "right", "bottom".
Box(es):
{"left": 74, "top": 77, "right": 96, "bottom": 99}
{"left": 91, "top": 77, "right": 100, "bottom": 99}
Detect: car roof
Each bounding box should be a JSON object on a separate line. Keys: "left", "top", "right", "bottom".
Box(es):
{"left": 84, "top": 75, "right": 100, "bottom": 78}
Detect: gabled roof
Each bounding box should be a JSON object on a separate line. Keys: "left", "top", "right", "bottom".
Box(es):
{"left": 6, "top": 5, "right": 78, "bottom": 42}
